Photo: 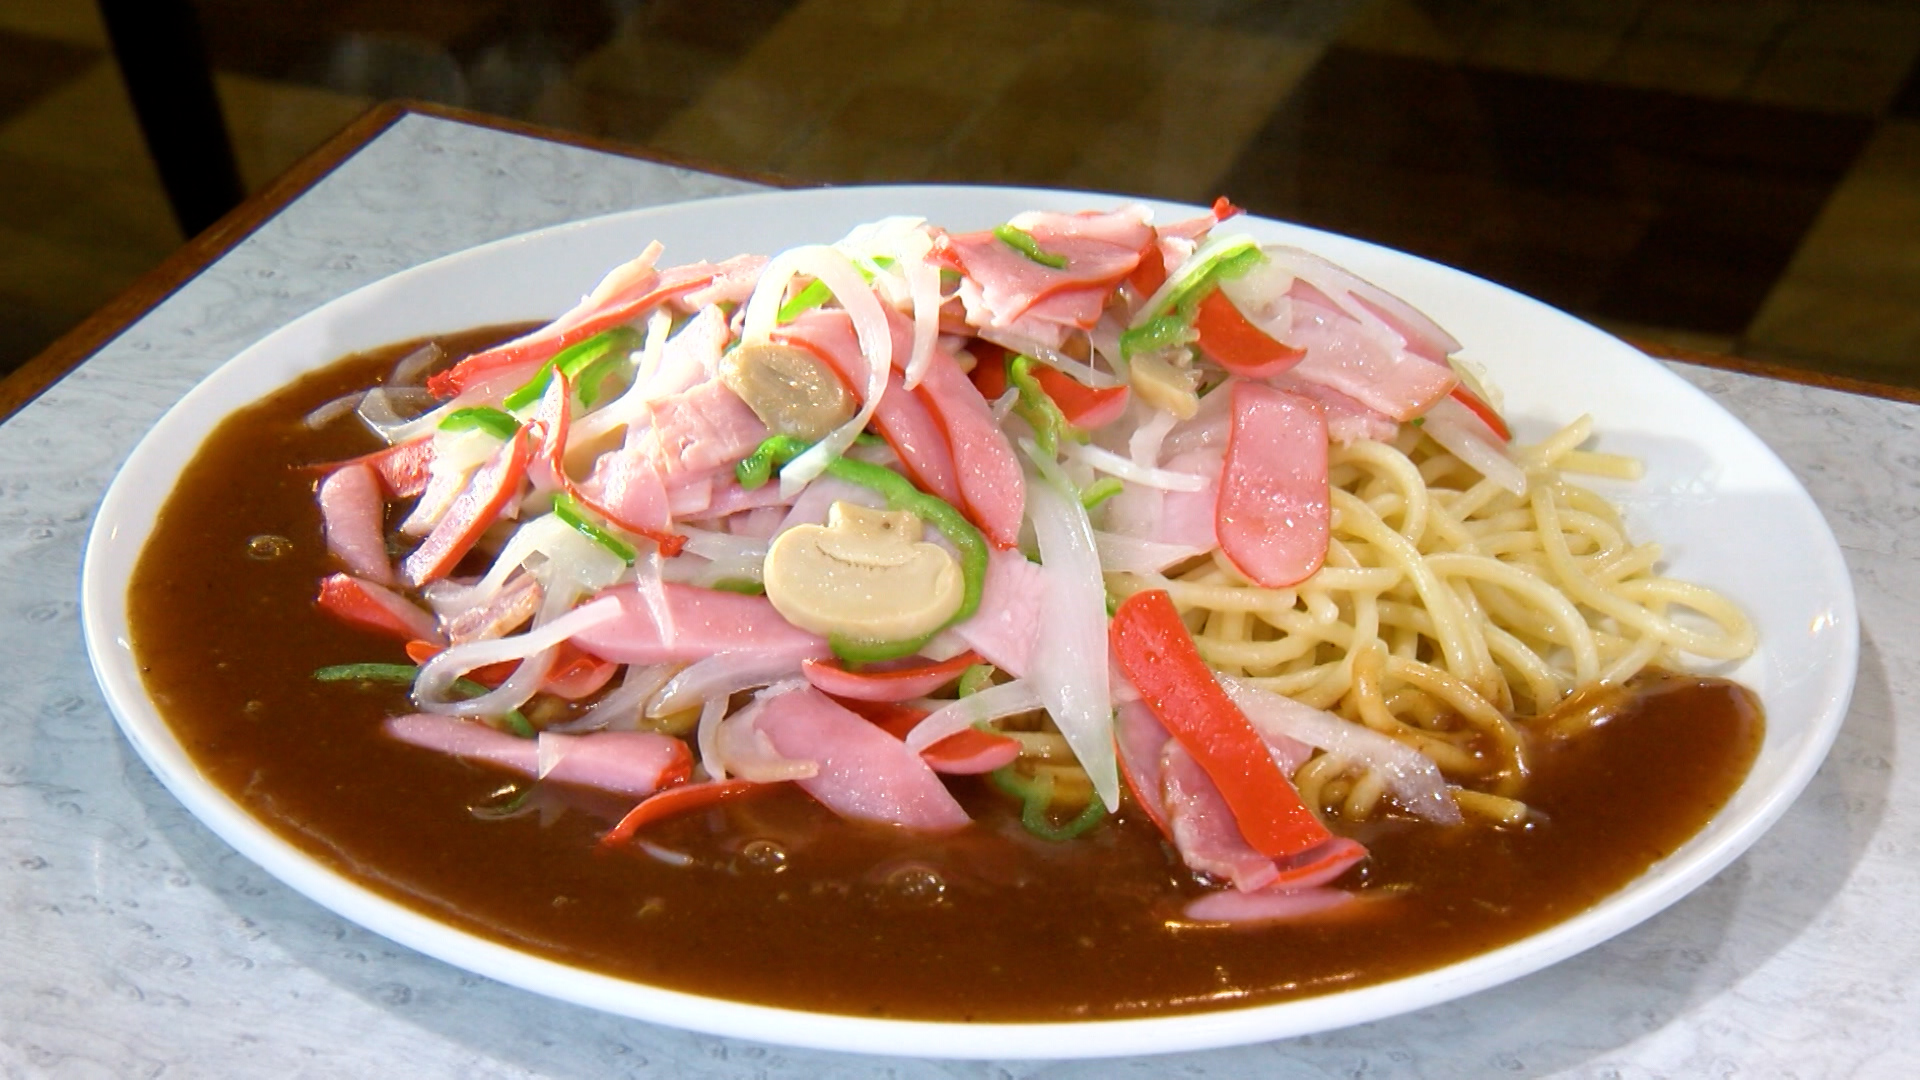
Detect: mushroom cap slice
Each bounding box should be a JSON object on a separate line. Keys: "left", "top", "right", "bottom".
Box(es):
{"left": 763, "top": 501, "right": 965, "bottom": 645}
{"left": 720, "top": 342, "right": 856, "bottom": 441}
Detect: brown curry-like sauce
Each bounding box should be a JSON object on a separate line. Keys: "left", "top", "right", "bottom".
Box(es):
{"left": 126, "top": 329, "right": 1765, "bottom": 1022}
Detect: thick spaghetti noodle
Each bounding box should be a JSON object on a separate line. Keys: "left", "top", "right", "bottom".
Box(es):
{"left": 1107, "top": 416, "right": 1756, "bottom": 825}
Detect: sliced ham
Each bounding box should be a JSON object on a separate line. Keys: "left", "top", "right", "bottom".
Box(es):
{"left": 1163, "top": 742, "right": 1287, "bottom": 892}
{"left": 1216, "top": 384, "right": 1329, "bottom": 588}
{"left": 318, "top": 463, "right": 394, "bottom": 585}
{"left": 581, "top": 436, "right": 672, "bottom": 532}
{"left": 673, "top": 253, "right": 768, "bottom": 311}
{"left": 908, "top": 332, "right": 1026, "bottom": 549}
{"left": 1162, "top": 740, "right": 1367, "bottom": 894}
{"left": 950, "top": 547, "right": 1046, "bottom": 676}
{"left": 1183, "top": 886, "right": 1358, "bottom": 925}
{"left": 752, "top": 685, "right": 970, "bottom": 831}
{"left": 941, "top": 207, "right": 1153, "bottom": 329}
{"left": 1226, "top": 267, "right": 1457, "bottom": 421}
{"left": 647, "top": 377, "right": 770, "bottom": 477}
{"left": 1114, "top": 700, "right": 1174, "bottom": 841}
{"left": 427, "top": 243, "right": 676, "bottom": 398}
{"left": 384, "top": 713, "right": 691, "bottom": 799}
{"left": 568, "top": 582, "right": 827, "bottom": 666}
{"left": 1264, "top": 372, "right": 1400, "bottom": 444}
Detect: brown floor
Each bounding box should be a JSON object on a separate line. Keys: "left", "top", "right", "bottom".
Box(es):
{"left": 3, "top": 0, "right": 1919, "bottom": 389}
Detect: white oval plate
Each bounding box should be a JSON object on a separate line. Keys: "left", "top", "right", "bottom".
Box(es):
{"left": 81, "top": 185, "right": 1858, "bottom": 1059}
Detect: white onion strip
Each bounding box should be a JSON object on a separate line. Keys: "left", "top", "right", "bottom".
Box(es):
{"left": 1062, "top": 441, "right": 1209, "bottom": 491}
{"left": 1092, "top": 532, "right": 1210, "bottom": 574}
{"left": 1020, "top": 441, "right": 1119, "bottom": 810}
{"left": 647, "top": 649, "right": 821, "bottom": 718}
{"left": 904, "top": 679, "right": 1043, "bottom": 752}
{"left": 1221, "top": 676, "right": 1461, "bottom": 825}
{"left": 546, "top": 662, "right": 677, "bottom": 733}
{"left": 1422, "top": 396, "right": 1527, "bottom": 495}
{"left": 413, "top": 594, "right": 624, "bottom": 716}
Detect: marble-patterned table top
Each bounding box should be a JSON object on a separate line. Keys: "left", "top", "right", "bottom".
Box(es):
{"left": 2, "top": 112, "right": 1915, "bottom": 1079}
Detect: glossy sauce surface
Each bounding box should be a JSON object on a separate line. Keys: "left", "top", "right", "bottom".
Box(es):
{"left": 127, "top": 331, "right": 1765, "bottom": 1021}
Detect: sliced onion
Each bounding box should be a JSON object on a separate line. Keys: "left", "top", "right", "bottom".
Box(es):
{"left": 1020, "top": 441, "right": 1119, "bottom": 810}
{"left": 1062, "top": 441, "right": 1208, "bottom": 491}
{"left": 1422, "top": 396, "right": 1527, "bottom": 496}
{"left": 1092, "top": 532, "right": 1209, "bottom": 574}
{"left": 1127, "top": 406, "right": 1179, "bottom": 468}
{"left": 903, "top": 679, "right": 1043, "bottom": 752}
{"left": 303, "top": 391, "right": 366, "bottom": 430}
{"left": 1220, "top": 676, "right": 1461, "bottom": 825}
{"left": 545, "top": 662, "right": 678, "bottom": 733}
{"left": 647, "top": 648, "right": 820, "bottom": 718}
{"left": 389, "top": 342, "right": 446, "bottom": 387}
{"left": 413, "top": 593, "right": 624, "bottom": 717}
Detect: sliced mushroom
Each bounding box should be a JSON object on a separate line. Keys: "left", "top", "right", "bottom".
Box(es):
{"left": 1128, "top": 348, "right": 1201, "bottom": 419}
{"left": 720, "top": 341, "right": 856, "bottom": 441}
{"left": 763, "top": 501, "right": 965, "bottom": 644}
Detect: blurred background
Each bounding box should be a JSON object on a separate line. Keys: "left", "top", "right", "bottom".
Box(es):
{"left": 1, "top": 0, "right": 1916, "bottom": 388}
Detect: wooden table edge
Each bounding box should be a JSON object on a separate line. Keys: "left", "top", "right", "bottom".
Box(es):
{"left": 0, "top": 100, "right": 791, "bottom": 423}
{"left": 1624, "top": 338, "right": 1920, "bottom": 406}
{"left": 1, "top": 100, "right": 1913, "bottom": 422}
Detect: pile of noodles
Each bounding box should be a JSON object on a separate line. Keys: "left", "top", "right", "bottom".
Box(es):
{"left": 1096, "top": 415, "right": 1756, "bottom": 827}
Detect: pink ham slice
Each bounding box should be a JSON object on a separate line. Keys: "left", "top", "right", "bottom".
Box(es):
{"left": 752, "top": 685, "right": 970, "bottom": 832}
{"left": 1261, "top": 279, "right": 1457, "bottom": 421}
{"left": 1216, "top": 383, "right": 1329, "bottom": 588}
{"left": 1114, "top": 700, "right": 1175, "bottom": 840}
{"left": 940, "top": 207, "right": 1153, "bottom": 328}
{"left": 1264, "top": 372, "right": 1400, "bottom": 444}
{"left": 949, "top": 547, "right": 1046, "bottom": 676}
{"left": 908, "top": 330, "right": 1026, "bottom": 549}
{"left": 1162, "top": 740, "right": 1366, "bottom": 894}
{"left": 568, "top": 582, "right": 827, "bottom": 666}
{"left": 318, "top": 462, "right": 394, "bottom": 585}
{"left": 384, "top": 714, "right": 690, "bottom": 799}
{"left": 1183, "top": 886, "right": 1359, "bottom": 925}
{"left": 647, "top": 377, "right": 770, "bottom": 477}
{"left": 428, "top": 243, "right": 674, "bottom": 398}
{"left": 672, "top": 253, "right": 768, "bottom": 311}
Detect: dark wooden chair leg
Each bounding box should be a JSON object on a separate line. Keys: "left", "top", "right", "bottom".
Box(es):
{"left": 96, "top": 0, "right": 247, "bottom": 236}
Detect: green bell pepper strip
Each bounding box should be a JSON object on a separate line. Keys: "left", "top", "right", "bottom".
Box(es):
{"left": 735, "top": 434, "right": 988, "bottom": 654}
{"left": 502, "top": 325, "right": 641, "bottom": 412}
{"left": 1137, "top": 240, "right": 1265, "bottom": 324}
{"left": 709, "top": 578, "right": 766, "bottom": 596}
{"left": 1006, "top": 354, "right": 1073, "bottom": 457}
{"left": 828, "top": 630, "right": 936, "bottom": 665}
{"left": 438, "top": 406, "right": 520, "bottom": 440}
{"left": 551, "top": 492, "right": 638, "bottom": 565}
{"left": 1080, "top": 476, "right": 1124, "bottom": 510}
{"left": 989, "top": 765, "right": 1108, "bottom": 841}
{"left": 776, "top": 256, "right": 894, "bottom": 323}
{"left": 993, "top": 224, "right": 1069, "bottom": 270}
{"left": 1119, "top": 312, "right": 1197, "bottom": 361}
{"left": 957, "top": 663, "right": 997, "bottom": 698}
{"left": 313, "top": 663, "right": 535, "bottom": 737}
{"left": 1123, "top": 242, "right": 1269, "bottom": 361}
